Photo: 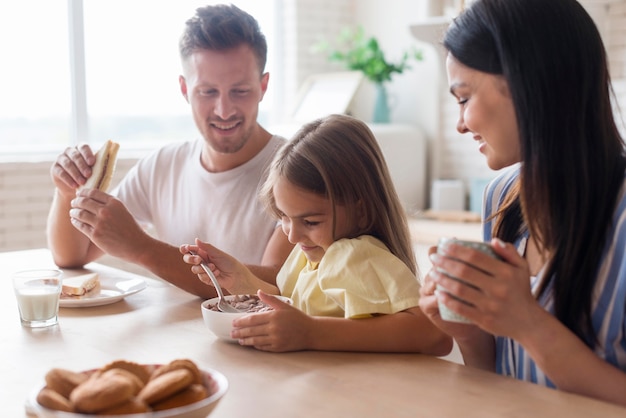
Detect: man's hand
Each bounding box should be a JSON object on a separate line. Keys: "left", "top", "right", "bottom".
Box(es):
{"left": 50, "top": 144, "right": 97, "bottom": 197}
{"left": 69, "top": 188, "right": 149, "bottom": 260}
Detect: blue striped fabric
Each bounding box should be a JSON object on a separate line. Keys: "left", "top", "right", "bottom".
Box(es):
{"left": 482, "top": 165, "right": 626, "bottom": 387}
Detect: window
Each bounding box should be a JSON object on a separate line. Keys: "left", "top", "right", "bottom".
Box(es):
{"left": 0, "top": 1, "right": 71, "bottom": 156}
{"left": 0, "top": 0, "right": 276, "bottom": 157}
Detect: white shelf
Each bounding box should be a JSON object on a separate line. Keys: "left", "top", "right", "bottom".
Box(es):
{"left": 409, "top": 17, "right": 451, "bottom": 62}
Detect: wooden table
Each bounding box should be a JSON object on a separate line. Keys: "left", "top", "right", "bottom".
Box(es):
{"left": 2, "top": 249, "right": 625, "bottom": 418}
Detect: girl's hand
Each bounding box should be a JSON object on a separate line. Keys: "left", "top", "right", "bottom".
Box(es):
{"left": 231, "top": 290, "right": 312, "bottom": 352}
{"left": 180, "top": 238, "right": 256, "bottom": 294}
{"left": 430, "top": 238, "right": 542, "bottom": 340}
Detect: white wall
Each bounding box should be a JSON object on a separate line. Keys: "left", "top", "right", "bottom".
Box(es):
{"left": 275, "top": 0, "right": 436, "bottom": 125}
{"left": 344, "top": 0, "right": 626, "bottom": 207}
{"left": 2, "top": 0, "right": 625, "bottom": 252}
{"left": 276, "top": 0, "right": 356, "bottom": 121}
{"left": 350, "top": 0, "right": 432, "bottom": 125}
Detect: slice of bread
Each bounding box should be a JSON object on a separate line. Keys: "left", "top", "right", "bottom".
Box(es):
{"left": 80, "top": 140, "right": 120, "bottom": 192}
{"left": 62, "top": 273, "right": 100, "bottom": 296}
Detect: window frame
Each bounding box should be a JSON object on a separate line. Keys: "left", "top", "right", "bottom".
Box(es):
{"left": 0, "top": 0, "right": 280, "bottom": 160}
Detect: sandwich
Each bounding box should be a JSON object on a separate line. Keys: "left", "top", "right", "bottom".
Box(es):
{"left": 80, "top": 140, "right": 120, "bottom": 192}
{"left": 62, "top": 273, "right": 100, "bottom": 296}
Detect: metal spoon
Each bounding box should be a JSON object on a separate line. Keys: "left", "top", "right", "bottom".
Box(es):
{"left": 194, "top": 256, "right": 244, "bottom": 313}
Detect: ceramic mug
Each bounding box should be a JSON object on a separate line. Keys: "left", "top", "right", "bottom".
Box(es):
{"left": 436, "top": 238, "right": 502, "bottom": 323}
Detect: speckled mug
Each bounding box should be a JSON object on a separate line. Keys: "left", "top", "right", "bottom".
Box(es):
{"left": 436, "top": 238, "right": 502, "bottom": 323}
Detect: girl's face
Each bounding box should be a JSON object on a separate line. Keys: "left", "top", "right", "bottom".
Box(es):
{"left": 273, "top": 177, "right": 354, "bottom": 264}
{"left": 446, "top": 54, "right": 521, "bottom": 170}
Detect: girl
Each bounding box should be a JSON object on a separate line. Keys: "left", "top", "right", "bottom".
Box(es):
{"left": 419, "top": 0, "right": 626, "bottom": 406}
{"left": 181, "top": 114, "right": 451, "bottom": 354}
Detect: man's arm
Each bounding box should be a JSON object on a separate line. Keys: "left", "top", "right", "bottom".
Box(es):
{"left": 47, "top": 145, "right": 105, "bottom": 268}
{"left": 133, "top": 236, "right": 221, "bottom": 299}
{"left": 53, "top": 187, "right": 217, "bottom": 299}
{"left": 47, "top": 189, "right": 104, "bottom": 268}
{"left": 49, "top": 143, "right": 292, "bottom": 299}
{"left": 58, "top": 190, "right": 292, "bottom": 299}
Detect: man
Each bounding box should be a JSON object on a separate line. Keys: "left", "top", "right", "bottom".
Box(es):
{"left": 47, "top": 4, "right": 293, "bottom": 299}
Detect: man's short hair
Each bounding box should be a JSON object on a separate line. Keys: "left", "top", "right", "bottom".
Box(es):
{"left": 179, "top": 4, "right": 267, "bottom": 74}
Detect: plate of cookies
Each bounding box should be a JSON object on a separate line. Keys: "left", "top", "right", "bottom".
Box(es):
{"left": 27, "top": 359, "right": 228, "bottom": 417}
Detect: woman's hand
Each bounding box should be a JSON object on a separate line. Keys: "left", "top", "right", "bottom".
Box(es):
{"left": 429, "top": 238, "right": 542, "bottom": 340}
{"left": 419, "top": 245, "right": 484, "bottom": 342}
{"left": 231, "top": 290, "right": 313, "bottom": 352}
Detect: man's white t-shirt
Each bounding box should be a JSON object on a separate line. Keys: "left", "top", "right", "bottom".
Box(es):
{"left": 113, "top": 136, "right": 286, "bottom": 264}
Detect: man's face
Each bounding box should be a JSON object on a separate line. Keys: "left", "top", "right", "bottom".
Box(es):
{"left": 180, "top": 44, "right": 268, "bottom": 155}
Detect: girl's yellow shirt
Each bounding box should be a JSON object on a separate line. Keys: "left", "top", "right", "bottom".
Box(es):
{"left": 277, "top": 235, "right": 421, "bottom": 318}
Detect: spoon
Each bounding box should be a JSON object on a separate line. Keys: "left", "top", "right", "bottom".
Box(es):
{"left": 191, "top": 253, "right": 244, "bottom": 313}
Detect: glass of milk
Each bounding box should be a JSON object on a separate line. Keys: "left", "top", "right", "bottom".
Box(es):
{"left": 12, "top": 269, "right": 63, "bottom": 328}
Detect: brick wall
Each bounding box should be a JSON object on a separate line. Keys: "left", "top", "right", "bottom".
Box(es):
{"left": 0, "top": 158, "right": 137, "bottom": 252}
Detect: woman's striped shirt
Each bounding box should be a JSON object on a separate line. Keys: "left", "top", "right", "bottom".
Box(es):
{"left": 482, "top": 165, "right": 626, "bottom": 387}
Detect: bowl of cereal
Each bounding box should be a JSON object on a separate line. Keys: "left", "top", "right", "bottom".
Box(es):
{"left": 201, "top": 294, "right": 292, "bottom": 342}
{"left": 27, "top": 359, "right": 228, "bottom": 418}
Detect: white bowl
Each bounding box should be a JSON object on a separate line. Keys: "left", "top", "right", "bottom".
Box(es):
{"left": 27, "top": 365, "right": 228, "bottom": 418}
{"left": 201, "top": 294, "right": 292, "bottom": 342}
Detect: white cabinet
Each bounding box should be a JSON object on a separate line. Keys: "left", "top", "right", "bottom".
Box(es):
{"left": 369, "top": 124, "right": 426, "bottom": 213}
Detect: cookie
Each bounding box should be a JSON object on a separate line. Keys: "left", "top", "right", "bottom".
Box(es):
{"left": 36, "top": 388, "right": 73, "bottom": 413}
{"left": 100, "top": 359, "right": 151, "bottom": 384}
{"left": 151, "top": 358, "right": 203, "bottom": 385}
{"left": 138, "top": 368, "right": 194, "bottom": 404}
{"left": 101, "top": 368, "right": 146, "bottom": 395}
{"left": 70, "top": 371, "right": 135, "bottom": 413}
{"left": 44, "top": 368, "right": 88, "bottom": 399}
{"left": 151, "top": 383, "right": 208, "bottom": 411}
{"left": 97, "top": 397, "right": 150, "bottom": 415}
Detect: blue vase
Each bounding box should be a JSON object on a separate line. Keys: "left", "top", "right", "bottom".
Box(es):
{"left": 372, "top": 83, "right": 390, "bottom": 123}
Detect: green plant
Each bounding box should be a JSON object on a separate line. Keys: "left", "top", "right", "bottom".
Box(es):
{"left": 315, "top": 26, "right": 422, "bottom": 84}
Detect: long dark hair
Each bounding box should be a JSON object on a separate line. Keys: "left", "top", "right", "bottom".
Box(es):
{"left": 444, "top": 0, "right": 626, "bottom": 344}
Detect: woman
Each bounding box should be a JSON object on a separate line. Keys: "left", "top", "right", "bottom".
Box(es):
{"left": 419, "top": 0, "right": 626, "bottom": 406}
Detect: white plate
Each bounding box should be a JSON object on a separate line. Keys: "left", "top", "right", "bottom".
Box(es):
{"left": 27, "top": 364, "right": 228, "bottom": 417}
{"left": 59, "top": 276, "right": 147, "bottom": 308}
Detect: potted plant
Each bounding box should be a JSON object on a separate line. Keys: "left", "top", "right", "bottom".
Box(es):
{"left": 315, "top": 26, "right": 422, "bottom": 123}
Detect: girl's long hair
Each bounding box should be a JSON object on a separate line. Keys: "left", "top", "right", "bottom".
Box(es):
{"left": 444, "top": 0, "right": 626, "bottom": 343}
{"left": 260, "top": 114, "right": 418, "bottom": 276}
